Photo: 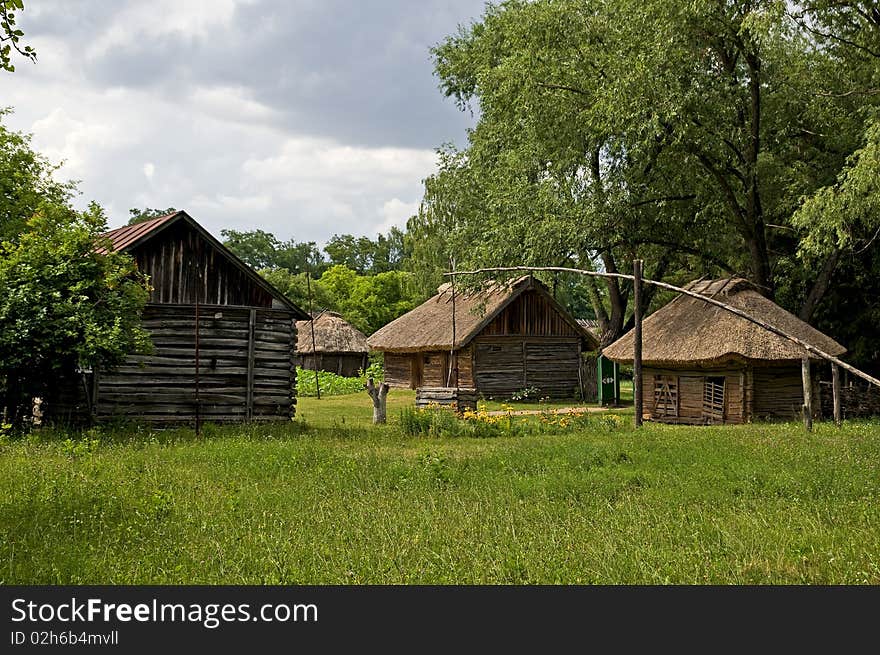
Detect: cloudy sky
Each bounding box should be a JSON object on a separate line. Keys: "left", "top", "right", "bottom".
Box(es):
{"left": 0, "top": 0, "right": 484, "bottom": 243}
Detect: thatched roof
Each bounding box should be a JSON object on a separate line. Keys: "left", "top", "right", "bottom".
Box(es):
{"left": 296, "top": 311, "right": 369, "bottom": 354}
{"left": 367, "top": 276, "right": 598, "bottom": 353}
{"left": 603, "top": 277, "right": 846, "bottom": 366}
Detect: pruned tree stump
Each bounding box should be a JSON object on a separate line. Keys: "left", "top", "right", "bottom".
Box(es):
{"left": 366, "top": 377, "right": 390, "bottom": 424}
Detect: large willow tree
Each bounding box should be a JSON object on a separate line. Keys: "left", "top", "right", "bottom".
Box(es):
{"left": 410, "top": 0, "right": 879, "bottom": 355}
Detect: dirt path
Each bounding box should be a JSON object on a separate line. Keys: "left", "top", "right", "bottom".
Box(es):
{"left": 484, "top": 405, "right": 629, "bottom": 417}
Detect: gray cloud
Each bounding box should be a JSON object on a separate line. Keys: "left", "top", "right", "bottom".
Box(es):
{"left": 0, "top": 0, "right": 485, "bottom": 243}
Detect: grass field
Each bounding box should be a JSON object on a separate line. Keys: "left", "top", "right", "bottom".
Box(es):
{"left": 1, "top": 391, "right": 878, "bottom": 584}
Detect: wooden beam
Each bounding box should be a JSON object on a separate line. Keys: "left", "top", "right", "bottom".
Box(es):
{"left": 832, "top": 363, "right": 842, "bottom": 427}
{"left": 246, "top": 308, "right": 256, "bottom": 420}
{"left": 802, "top": 356, "right": 812, "bottom": 432}
{"left": 633, "top": 259, "right": 643, "bottom": 428}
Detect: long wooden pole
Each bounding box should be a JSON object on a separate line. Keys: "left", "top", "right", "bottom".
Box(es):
{"left": 633, "top": 259, "right": 643, "bottom": 428}
{"left": 442, "top": 265, "right": 880, "bottom": 390}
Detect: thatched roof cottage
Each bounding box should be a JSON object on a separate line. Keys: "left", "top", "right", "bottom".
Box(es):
{"left": 296, "top": 311, "right": 369, "bottom": 377}
{"left": 603, "top": 277, "right": 846, "bottom": 424}
{"left": 368, "top": 276, "right": 599, "bottom": 398}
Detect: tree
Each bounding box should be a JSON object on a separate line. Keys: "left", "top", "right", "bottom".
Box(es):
{"left": 420, "top": 0, "right": 876, "bottom": 345}
{"left": 0, "top": 204, "right": 151, "bottom": 426}
{"left": 318, "top": 265, "right": 420, "bottom": 334}
{"left": 1, "top": 0, "right": 35, "bottom": 73}
{"left": 259, "top": 267, "right": 336, "bottom": 314}
{"left": 325, "top": 228, "right": 410, "bottom": 275}
{"left": 221, "top": 228, "right": 325, "bottom": 275}
{"left": 0, "top": 109, "right": 75, "bottom": 241}
{"left": 127, "top": 207, "right": 178, "bottom": 225}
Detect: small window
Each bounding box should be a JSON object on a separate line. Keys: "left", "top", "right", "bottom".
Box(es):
{"left": 424, "top": 356, "right": 431, "bottom": 364}
{"left": 652, "top": 375, "right": 679, "bottom": 418}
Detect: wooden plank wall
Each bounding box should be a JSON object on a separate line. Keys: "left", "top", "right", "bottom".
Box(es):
{"left": 383, "top": 353, "right": 414, "bottom": 388}
{"left": 133, "top": 220, "right": 275, "bottom": 307}
{"left": 474, "top": 336, "right": 581, "bottom": 398}
{"left": 296, "top": 353, "right": 367, "bottom": 377}
{"left": 92, "top": 304, "right": 295, "bottom": 424}
{"left": 642, "top": 367, "right": 744, "bottom": 425}
{"left": 480, "top": 290, "right": 581, "bottom": 338}
{"left": 752, "top": 366, "right": 820, "bottom": 421}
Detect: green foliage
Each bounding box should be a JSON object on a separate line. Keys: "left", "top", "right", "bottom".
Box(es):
{"left": 417, "top": 0, "right": 880, "bottom": 356}
{"left": 127, "top": 207, "right": 177, "bottom": 226}
{"left": 0, "top": 203, "right": 151, "bottom": 425}
{"left": 259, "top": 267, "right": 336, "bottom": 314}
{"left": 221, "top": 228, "right": 325, "bottom": 275}
{"left": 2, "top": 414, "right": 879, "bottom": 583}
{"left": 0, "top": 1, "right": 35, "bottom": 73}
{"left": 793, "top": 118, "right": 880, "bottom": 256}
{"left": 295, "top": 361, "right": 384, "bottom": 397}
{"left": 317, "top": 265, "right": 421, "bottom": 335}
{"left": 0, "top": 110, "right": 76, "bottom": 241}
{"left": 325, "top": 227, "right": 409, "bottom": 275}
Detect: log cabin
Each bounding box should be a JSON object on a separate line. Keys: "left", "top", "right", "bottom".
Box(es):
{"left": 367, "top": 276, "right": 599, "bottom": 399}
{"left": 46, "top": 210, "right": 309, "bottom": 425}
{"left": 603, "top": 278, "right": 847, "bottom": 424}
{"left": 296, "top": 311, "right": 369, "bottom": 377}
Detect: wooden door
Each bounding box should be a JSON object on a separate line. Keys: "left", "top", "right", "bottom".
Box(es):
{"left": 410, "top": 355, "right": 423, "bottom": 390}
{"left": 702, "top": 376, "right": 725, "bottom": 424}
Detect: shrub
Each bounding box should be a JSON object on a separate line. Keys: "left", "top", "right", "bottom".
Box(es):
{"left": 295, "top": 362, "right": 384, "bottom": 397}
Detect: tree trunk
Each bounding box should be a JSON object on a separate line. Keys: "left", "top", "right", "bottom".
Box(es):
{"left": 600, "top": 251, "right": 627, "bottom": 345}
{"left": 365, "top": 378, "right": 390, "bottom": 424}
{"left": 800, "top": 248, "right": 841, "bottom": 322}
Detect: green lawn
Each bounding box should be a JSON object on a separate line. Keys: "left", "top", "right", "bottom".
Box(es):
{"left": 1, "top": 397, "right": 878, "bottom": 584}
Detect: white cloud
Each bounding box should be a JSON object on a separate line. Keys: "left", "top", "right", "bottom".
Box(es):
{"left": 0, "top": 0, "right": 480, "bottom": 245}
{"left": 376, "top": 198, "right": 419, "bottom": 233}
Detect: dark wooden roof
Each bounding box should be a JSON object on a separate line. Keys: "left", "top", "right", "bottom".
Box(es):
{"left": 96, "top": 212, "right": 180, "bottom": 254}
{"left": 97, "top": 211, "right": 308, "bottom": 317}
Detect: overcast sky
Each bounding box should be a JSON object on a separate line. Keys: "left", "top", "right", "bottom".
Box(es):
{"left": 0, "top": 0, "right": 484, "bottom": 244}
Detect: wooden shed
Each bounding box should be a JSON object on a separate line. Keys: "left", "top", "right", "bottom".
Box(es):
{"left": 46, "top": 210, "right": 308, "bottom": 425}
{"left": 296, "top": 311, "right": 369, "bottom": 377}
{"left": 603, "top": 278, "right": 847, "bottom": 424}
{"left": 367, "top": 276, "right": 599, "bottom": 399}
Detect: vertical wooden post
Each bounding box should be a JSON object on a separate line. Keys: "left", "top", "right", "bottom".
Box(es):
{"left": 306, "top": 271, "right": 320, "bottom": 400}
{"left": 831, "top": 363, "right": 841, "bottom": 427}
{"left": 801, "top": 355, "right": 812, "bottom": 432}
{"left": 633, "top": 259, "right": 643, "bottom": 428}
{"left": 194, "top": 239, "right": 201, "bottom": 436}
{"left": 246, "top": 309, "right": 256, "bottom": 420}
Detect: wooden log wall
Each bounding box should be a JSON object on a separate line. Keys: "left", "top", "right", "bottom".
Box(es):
{"left": 752, "top": 366, "right": 820, "bottom": 421}
{"left": 296, "top": 353, "right": 368, "bottom": 377}
{"left": 91, "top": 304, "right": 295, "bottom": 424}
{"left": 457, "top": 346, "right": 474, "bottom": 387}
{"left": 419, "top": 352, "right": 449, "bottom": 387}
{"left": 642, "top": 367, "right": 745, "bottom": 425}
{"left": 473, "top": 336, "right": 582, "bottom": 398}
{"left": 416, "top": 387, "right": 478, "bottom": 412}
{"left": 383, "top": 353, "right": 415, "bottom": 388}
{"left": 133, "top": 220, "right": 276, "bottom": 308}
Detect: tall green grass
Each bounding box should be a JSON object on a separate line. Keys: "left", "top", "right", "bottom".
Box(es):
{"left": 1, "top": 409, "right": 878, "bottom": 584}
